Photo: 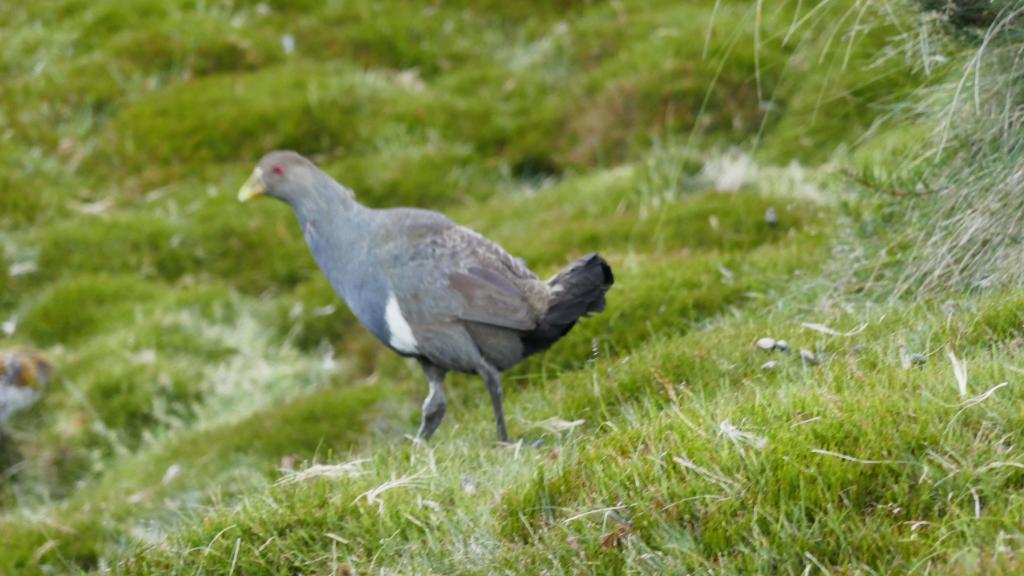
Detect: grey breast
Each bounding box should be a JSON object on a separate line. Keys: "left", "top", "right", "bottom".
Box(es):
{"left": 301, "top": 206, "right": 396, "bottom": 349}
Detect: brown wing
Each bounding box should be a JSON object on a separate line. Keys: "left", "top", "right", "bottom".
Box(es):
{"left": 374, "top": 209, "right": 542, "bottom": 331}
{"left": 447, "top": 266, "right": 536, "bottom": 331}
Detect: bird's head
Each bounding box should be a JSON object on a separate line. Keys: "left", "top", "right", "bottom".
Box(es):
{"left": 238, "top": 151, "right": 323, "bottom": 206}
{"left": 2, "top": 350, "right": 52, "bottom": 391}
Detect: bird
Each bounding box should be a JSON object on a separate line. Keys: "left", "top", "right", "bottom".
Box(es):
{"left": 0, "top": 350, "right": 50, "bottom": 425}
{"left": 238, "top": 151, "right": 613, "bottom": 442}
{"left": 0, "top": 349, "right": 51, "bottom": 466}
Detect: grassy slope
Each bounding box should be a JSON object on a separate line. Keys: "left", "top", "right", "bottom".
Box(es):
{"left": 2, "top": 0, "right": 1022, "bottom": 574}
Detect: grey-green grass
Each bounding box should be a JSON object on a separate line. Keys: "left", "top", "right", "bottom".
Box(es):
{"left": 3, "top": 0, "right": 1023, "bottom": 574}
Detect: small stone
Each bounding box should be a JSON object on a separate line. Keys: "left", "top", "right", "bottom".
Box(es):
{"left": 280, "top": 33, "right": 296, "bottom": 55}
{"left": 756, "top": 337, "right": 776, "bottom": 351}
{"left": 800, "top": 349, "right": 819, "bottom": 365}
{"left": 761, "top": 360, "right": 779, "bottom": 371}
{"left": 765, "top": 207, "right": 778, "bottom": 226}
{"left": 774, "top": 340, "right": 789, "bottom": 352}
{"left": 909, "top": 353, "right": 927, "bottom": 366}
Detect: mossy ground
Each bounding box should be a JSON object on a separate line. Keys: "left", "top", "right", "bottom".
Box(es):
{"left": 1, "top": 0, "right": 1021, "bottom": 574}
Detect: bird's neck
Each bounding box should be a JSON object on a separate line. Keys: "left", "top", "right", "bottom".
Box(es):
{"left": 289, "top": 178, "right": 358, "bottom": 224}
{"left": 290, "top": 182, "right": 378, "bottom": 301}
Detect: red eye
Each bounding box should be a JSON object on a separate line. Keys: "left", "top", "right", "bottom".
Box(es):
{"left": 272, "top": 165, "right": 284, "bottom": 175}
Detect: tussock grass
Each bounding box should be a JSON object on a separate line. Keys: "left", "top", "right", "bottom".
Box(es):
{"left": 843, "top": 1, "right": 1024, "bottom": 298}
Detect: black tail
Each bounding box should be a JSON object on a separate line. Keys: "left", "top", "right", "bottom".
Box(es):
{"left": 521, "top": 253, "right": 614, "bottom": 356}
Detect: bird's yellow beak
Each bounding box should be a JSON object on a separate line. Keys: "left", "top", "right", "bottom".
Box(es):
{"left": 238, "top": 167, "right": 266, "bottom": 202}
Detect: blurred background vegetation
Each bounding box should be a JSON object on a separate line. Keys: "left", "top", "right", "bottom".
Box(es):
{"left": 2, "top": 0, "right": 1024, "bottom": 573}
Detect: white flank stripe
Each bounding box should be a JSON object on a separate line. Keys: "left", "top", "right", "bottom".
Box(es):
{"left": 385, "top": 293, "right": 418, "bottom": 354}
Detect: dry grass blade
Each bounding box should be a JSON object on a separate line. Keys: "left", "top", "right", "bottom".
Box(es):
{"left": 811, "top": 449, "right": 906, "bottom": 465}
{"left": 801, "top": 322, "right": 868, "bottom": 336}
{"left": 528, "top": 417, "right": 586, "bottom": 433}
{"left": 354, "top": 470, "right": 428, "bottom": 509}
{"left": 673, "top": 455, "right": 740, "bottom": 491}
{"left": 227, "top": 538, "right": 241, "bottom": 576}
{"left": 946, "top": 343, "right": 968, "bottom": 398}
{"left": 561, "top": 505, "right": 630, "bottom": 525}
{"left": 719, "top": 420, "right": 767, "bottom": 450}
{"left": 960, "top": 381, "right": 1008, "bottom": 407}
{"left": 275, "top": 460, "right": 368, "bottom": 486}
{"left": 975, "top": 460, "right": 1024, "bottom": 473}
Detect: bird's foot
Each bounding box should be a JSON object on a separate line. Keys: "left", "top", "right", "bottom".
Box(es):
{"left": 405, "top": 434, "right": 432, "bottom": 448}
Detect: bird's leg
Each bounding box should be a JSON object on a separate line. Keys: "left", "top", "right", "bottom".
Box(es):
{"left": 478, "top": 362, "right": 509, "bottom": 443}
{"left": 416, "top": 360, "right": 448, "bottom": 441}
